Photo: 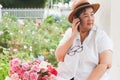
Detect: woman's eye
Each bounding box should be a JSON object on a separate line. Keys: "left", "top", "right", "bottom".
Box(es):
{"left": 84, "top": 15, "right": 88, "bottom": 18}
{"left": 91, "top": 13, "right": 94, "bottom": 16}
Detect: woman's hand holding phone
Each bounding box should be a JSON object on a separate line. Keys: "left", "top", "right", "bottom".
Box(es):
{"left": 72, "top": 18, "right": 80, "bottom": 37}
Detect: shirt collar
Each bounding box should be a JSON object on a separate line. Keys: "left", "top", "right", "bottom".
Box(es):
{"left": 75, "top": 25, "right": 97, "bottom": 41}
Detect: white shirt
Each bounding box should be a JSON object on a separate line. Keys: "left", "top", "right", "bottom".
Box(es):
{"left": 56, "top": 25, "right": 113, "bottom": 80}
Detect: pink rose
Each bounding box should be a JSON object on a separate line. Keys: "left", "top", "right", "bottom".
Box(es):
{"left": 30, "top": 72, "right": 38, "bottom": 80}
{"left": 31, "top": 65, "right": 40, "bottom": 72}
{"left": 11, "top": 66, "right": 21, "bottom": 74}
{"left": 22, "top": 62, "right": 30, "bottom": 70}
{"left": 23, "top": 71, "right": 29, "bottom": 80}
{"left": 10, "top": 58, "right": 21, "bottom": 67}
{"left": 11, "top": 73, "right": 19, "bottom": 80}
{"left": 33, "top": 60, "right": 40, "bottom": 65}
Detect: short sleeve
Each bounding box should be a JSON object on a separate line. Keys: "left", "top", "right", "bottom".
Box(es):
{"left": 97, "top": 31, "right": 113, "bottom": 53}
{"left": 58, "top": 28, "right": 72, "bottom": 46}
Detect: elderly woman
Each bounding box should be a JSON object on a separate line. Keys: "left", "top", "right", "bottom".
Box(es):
{"left": 55, "top": 0, "right": 113, "bottom": 80}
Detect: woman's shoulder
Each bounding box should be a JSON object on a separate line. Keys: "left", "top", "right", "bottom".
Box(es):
{"left": 93, "top": 25, "right": 107, "bottom": 35}
{"left": 64, "top": 27, "right": 72, "bottom": 35}
{"left": 66, "top": 27, "right": 72, "bottom": 32}
{"left": 93, "top": 25, "right": 112, "bottom": 43}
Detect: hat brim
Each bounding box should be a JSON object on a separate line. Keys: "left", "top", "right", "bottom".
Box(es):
{"left": 68, "top": 3, "right": 100, "bottom": 23}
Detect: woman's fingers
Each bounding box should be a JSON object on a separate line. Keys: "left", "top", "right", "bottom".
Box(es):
{"left": 71, "top": 18, "right": 80, "bottom": 36}
{"left": 72, "top": 18, "right": 80, "bottom": 30}
{"left": 73, "top": 18, "right": 80, "bottom": 24}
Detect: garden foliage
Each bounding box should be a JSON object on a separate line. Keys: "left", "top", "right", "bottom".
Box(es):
{"left": 0, "top": 13, "right": 71, "bottom": 80}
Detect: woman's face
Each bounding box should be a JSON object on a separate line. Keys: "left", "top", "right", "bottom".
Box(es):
{"left": 79, "top": 7, "right": 94, "bottom": 31}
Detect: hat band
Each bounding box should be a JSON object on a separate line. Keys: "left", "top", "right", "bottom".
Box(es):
{"left": 76, "top": 2, "right": 90, "bottom": 9}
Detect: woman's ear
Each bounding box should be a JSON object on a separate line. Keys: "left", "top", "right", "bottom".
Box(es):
{"left": 73, "top": 16, "right": 77, "bottom": 19}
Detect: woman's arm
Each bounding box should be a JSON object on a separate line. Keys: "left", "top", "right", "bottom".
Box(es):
{"left": 55, "top": 18, "right": 80, "bottom": 62}
{"left": 87, "top": 50, "right": 112, "bottom": 80}
{"left": 55, "top": 34, "right": 75, "bottom": 62}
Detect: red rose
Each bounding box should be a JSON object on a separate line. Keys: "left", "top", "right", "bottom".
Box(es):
{"left": 49, "top": 68, "right": 58, "bottom": 76}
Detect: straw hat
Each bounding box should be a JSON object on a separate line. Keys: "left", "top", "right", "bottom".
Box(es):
{"left": 68, "top": 0, "right": 100, "bottom": 23}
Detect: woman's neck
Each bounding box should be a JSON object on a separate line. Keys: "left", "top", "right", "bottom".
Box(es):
{"left": 80, "top": 29, "right": 90, "bottom": 44}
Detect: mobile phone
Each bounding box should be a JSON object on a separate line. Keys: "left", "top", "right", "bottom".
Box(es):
{"left": 77, "top": 18, "right": 81, "bottom": 31}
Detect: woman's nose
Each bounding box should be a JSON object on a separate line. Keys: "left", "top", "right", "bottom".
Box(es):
{"left": 88, "top": 15, "right": 94, "bottom": 21}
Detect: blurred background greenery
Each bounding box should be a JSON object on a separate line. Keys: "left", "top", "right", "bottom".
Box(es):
{"left": 0, "top": 0, "right": 71, "bottom": 8}
{"left": 0, "top": 0, "right": 72, "bottom": 79}
{"left": 0, "top": 13, "right": 71, "bottom": 80}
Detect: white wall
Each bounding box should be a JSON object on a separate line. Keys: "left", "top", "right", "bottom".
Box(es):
{"left": 110, "top": 0, "right": 120, "bottom": 80}
{"left": 89, "top": 0, "right": 120, "bottom": 80}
